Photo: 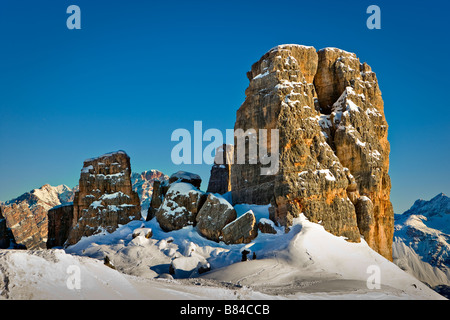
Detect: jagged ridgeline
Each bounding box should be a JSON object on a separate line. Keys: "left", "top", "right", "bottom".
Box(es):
{"left": 231, "top": 44, "right": 394, "bottom": 260}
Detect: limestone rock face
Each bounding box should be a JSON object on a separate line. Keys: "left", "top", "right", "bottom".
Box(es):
{"left": 206, "top": 144, "right": 233, "bottom": 195}
{"left": 47, "top": 203, "right": 74, "bottom": 248}
{"left": 222, "top": 210, "right": 258, "bottom": 244}
{"left": 155, "top": 182, "right": 206, "bottom": 232}
{"left": 1, "top": 202, "right": 46, "bottom": 249}
{"left": 66, "top": 151, "right": 141, "bottom": 246}
{"left": 320, "top": 48, "right": 394, "bottom": 259}
{"left": 258, "top": 218, "right": 277, "bottom": 234}
{"left": 0, "top": 207, "right": 12, "bottom": 249}
{"left": 231, "top": 44, "right": 394, "bottom": 260}
{"left": 0, "top": 184, "right": 74, "bottom": 249}
{"left": 196, "top": 193, "right": 237, "bottom": 242}
{"left": 146, "top": 180, "right": 169, "bottom": 221}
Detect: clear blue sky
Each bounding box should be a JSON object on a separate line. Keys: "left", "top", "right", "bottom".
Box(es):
{"left": 0, "top": 0, "right": 448, "bottom": 214}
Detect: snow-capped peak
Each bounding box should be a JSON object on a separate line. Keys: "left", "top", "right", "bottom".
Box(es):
{"left": 5, "top": 184, "right": 75, "bottom": 211}
{"left": 404, "top": 193, "right": 449, "bottom": 218}
{"left": 393, "top": 193, "right": 450, "bottom": 295}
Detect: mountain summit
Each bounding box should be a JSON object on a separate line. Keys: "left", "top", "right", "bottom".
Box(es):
{"left": 231, "top": 44, "right": 394, "bottom": 260}
{"left": 393, "top": 193, "right": 450, "bottom": 296}
{"left": 0, "top": 184, "right": 74, "bottom": 249}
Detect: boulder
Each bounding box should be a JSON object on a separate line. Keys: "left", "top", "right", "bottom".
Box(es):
{"left": 195, "top": 193, "right": 237, "bottom": 242}
{"left": 169, "top": 171, "right": 202, "bottom": 189}
{"left": 222, "top": 210, "right": 258, "bottom": 244}
{"left": 155, "top": 182, "right": 206, "bottom": 232}
{"left": 169, "top": 256, "right": 210, "bottom": 278}
{"left": 66, "top": 150, "right": 142, "bottom": 246}
{"left": 132, "top": 227, "right": 153, "bottom": 239}
{"left": 257, "top": 218, "right": 277, "bottom": 234}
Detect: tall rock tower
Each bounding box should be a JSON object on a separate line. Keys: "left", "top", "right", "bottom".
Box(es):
{"left": 66, "top": 150, "right": 141, "bottom": 246}
{"left": 231, "top": 45, "right": 394, "bottom": 260}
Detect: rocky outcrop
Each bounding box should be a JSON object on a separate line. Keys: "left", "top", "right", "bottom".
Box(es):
{"left": 206, "top": 144, "right": 233, "bottom": 195}
{"left": 257, "top": 218, "right": 277, "bottom": 234}
{"left": 169, "top": 171, "right": 202, "bottom": 189}
{"left": 222, "top": 210, "right": 258, "bottom": 244}
{"left": 0, "top": 207, "right": 12, "bottom": 249}
{"left": 66, "top": 151, "right": 141, "bottom": 246}
{"left": 231, "top": 44, "right": 394, "bottom": 260}
{"left": 155, "top": 182, "right": 206, "bottom": 231}
{"left": 1, "top": 184, "right": 75, "bottom": 249}
{"left": 195, "top": 193, "right": 237, "bottom": 242}
{"left": 132, "top": 227, "right": 153, "bottom": 239}
{"left": 47, "top": 203, "right": 74, "bottom": 248}
{"left": 146, "top": 180, "right": 169, "bottom": 221}
{"left": 318, "top": 48, "right": 394, "bottom": 259}
{"left": 1, "top": 202, "right": 46, "bottom": 249}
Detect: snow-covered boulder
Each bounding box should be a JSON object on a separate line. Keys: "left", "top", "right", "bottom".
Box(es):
{"left": 196, "top": 193, "right": 237, "bottom": 242}
{"left": 169, "top": 256, "right": 210, "bottom": 278}
{"left": 132, "top": 227, "right": 153, "bottom": 239}
{"left": 155, "top": 182, "right": 206, "bottom": 232}
{"left": 222, "top": 210, "right": 258, "bottom": 244}
{"left": 257, "top": 218, "right": 277, "bottom": 234}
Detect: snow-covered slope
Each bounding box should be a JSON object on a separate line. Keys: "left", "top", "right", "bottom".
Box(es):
{"left": 0, "top": 249, "right": 266, "bottom": 300}
{"left": 393, "top": 193, "right": 450, "bottom": 294}
{"left": 1, "top": 191, "right": 446, "bottom": 299}
{"left": 202, "top": 214, "right": 442, "bottom": 299}
{"left": 59, "top": 200, "right": 443, "bottom": 300}
{"left": 1, "top": 211, "right": 442, "bottom": 300}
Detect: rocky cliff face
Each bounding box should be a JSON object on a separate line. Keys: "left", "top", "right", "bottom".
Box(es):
{"left": 0, "top": 184, "right": 74, "bottom": 249}
{"left": 0, "top": 207, "right": 12, "bottom": 249}
{"left": 231, "top": 44, "right": 394, "bottom": 260}
{"left": 47, "top": 203, "right": 74, "bottom": 248}
{"left": 66, "top": 151, "right": 141, "bottom": 246}
{"left": 207, "top": 144, "right": 233, "bottom": 195}
{"left": 0, "top": 184, "right": 74, "bottom": 247}
{"left": 1, "top": 202, "right": 46, "bottom": 249}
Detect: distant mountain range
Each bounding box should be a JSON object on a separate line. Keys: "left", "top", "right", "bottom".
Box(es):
{"left": 130, "top": 170, "right": 169, "bottom": 213}
{"left": 1, "top": 169, "right": 168, "bottom": 217}
{"left": 393, "top": 193, "right": 450, "bottom": 297}
{"left": 2, "top": 184, "right": 76, "bottom": 211}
